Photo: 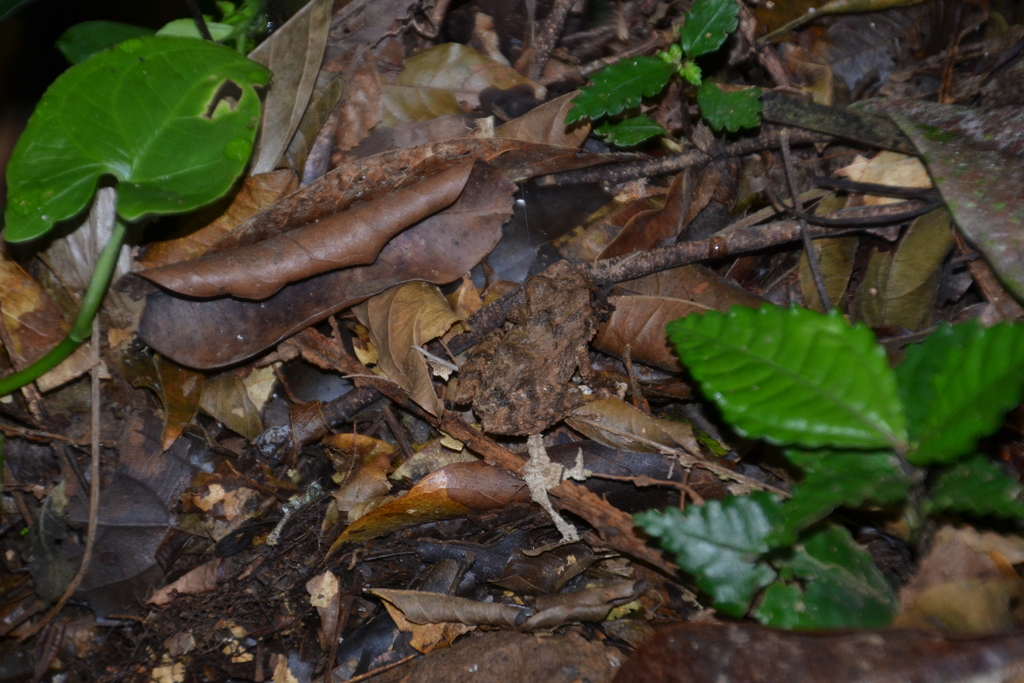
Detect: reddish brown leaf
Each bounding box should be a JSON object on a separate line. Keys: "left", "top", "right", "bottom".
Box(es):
{"left": 138, "top": 160, "right": 474, "bottom": 299}
{"left": 594, "top": 265, "right": 765, "bottom": 371}
{"left": 117, "top": 346, "right": 204, "bottom": 451}
{"left": 566, "top": 397, "right": 698, "bottom": 455}
{"left": 598, "top": 170, "right": 697, "bottom": 260}
{"left": 139, "top": 160, "right": 516, "bottom": 369}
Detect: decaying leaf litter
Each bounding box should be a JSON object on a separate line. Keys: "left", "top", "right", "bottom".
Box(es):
{"left": 1, "top": 0, "right": 1024, "bottom": 680}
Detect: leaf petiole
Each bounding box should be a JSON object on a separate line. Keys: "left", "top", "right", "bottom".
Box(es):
{"left": 0, "top": 216, "right": 127, "bottom": 397}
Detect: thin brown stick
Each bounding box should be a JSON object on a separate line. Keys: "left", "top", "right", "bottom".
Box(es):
{"left": 537, "top": 128, "right": 831, "bottom": 186}
{"left": 540, "top": 31, "right": 671, "bottom": 87}
{"left": 23, "top": 318, "right": 103, "bottom": 639}
{"left": 779, "top": 130, "right": 831, "bottom": 309}
{"left": 523, "top": 0, "right": 575, "bottom": 80}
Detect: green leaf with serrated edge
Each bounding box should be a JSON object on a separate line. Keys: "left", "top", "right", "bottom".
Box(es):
{"left": 697, "top": 81, "right": 762, "bottom": 132}
{"left": 925, "top": 454, "right": 1024, "bottom": 519}
{"left": 679, "top": 0, "right": 739, "bottom": 58}
{"left": 636, "top": 493, "right": 780, "bottom": 617}
{"left": 565, "top": 56, "right": 675, "bottom": 124}
{"left": 56, "top": 21, "right": 155, "bottom": 65}
{"left": 594, "top": 114, "right": 667, "bottom": 147}
{"left": 667, "top": 305, "right": 907, "bottom": 450}
{"left": 755, "top": 526, "right": 897, "bottom": 629}
{"left": 4, "top": 36, "right": 271, "bottom": 243}
{"left": 770, "top": 450, "right": 913, "bottom": 547}
{"left": 897, "top": 320, "right": 1024, "bottom": 465}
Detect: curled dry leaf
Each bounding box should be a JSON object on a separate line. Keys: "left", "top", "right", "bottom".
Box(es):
{"left": 139, "top": 160, "right": 516, "bottom": 369}
{"left": 355, "top": 281, "right": 467, "bottom": 416}
{"left": 328, "top": 460, "right": 531, "bottom": 552}
{"left": 208, "top": 137, "right": 606, "bottom": 254}
{"left": 598, "top": 169, "right": 697, "bottom": 260}
{"left": 246, "top": 0, "right": 333, "bottom": 175}
{"left": 854, "top": 208, "right": 954, "bottom": 330}
{"left": 380, "top": 43, "right": 545, "bottom": 126}
{"left": 138, "top": 160, "right": 475, "bottom": 300}
{"left": 566, "top": 397, "right": 698, "bottom": 455}
{"left": 136, "top": 170, "right": 299, "bottom": 270}
{"left": 199, "top": 372, "right": 263, "bottom": 439}
{"left": 371, "top": 588, "right": 527, "bottom": 628}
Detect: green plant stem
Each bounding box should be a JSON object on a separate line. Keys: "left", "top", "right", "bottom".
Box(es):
{"left": 0, "top": 218, "right": 127, "bottom": 397}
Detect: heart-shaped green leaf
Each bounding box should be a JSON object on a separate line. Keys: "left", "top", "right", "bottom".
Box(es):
{"left": 4, "top": 35, "right": 271, "bottom": 243}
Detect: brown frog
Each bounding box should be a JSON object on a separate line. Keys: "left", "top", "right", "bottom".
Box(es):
{"left": 456, "top": 262, "right": 600, "bottom": 435}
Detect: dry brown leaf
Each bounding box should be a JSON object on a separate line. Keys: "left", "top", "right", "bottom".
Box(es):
{"left": 371, "top": 588, "right": 526, "bottom": 628}
{"left": 208, "top": 137, "right": 606, "bottom": 254}
{"left": 495, "top": 92, "right": 589, "bottom": 147}
{"left": 247, "top": 0, "right": 333, "bottom": 174}
{"left": 595, "top": 265, "right": 764, "bottom": 371}
{"left": 567, "top": 397, "right": 698, "bottom": 455}
{"left": 199, "top": 372, "right": 263, "bottom": 439}
{"left": 0, "top": 249, "right": 68, "bottom": 369}
{"left": 355, "top": 282, "right": 466, "bottom": 416}
{"left": 329, "top": 460, "right": 530, "bottom": 551}
{"left": 598, "top": 170, "right": 697, "bottom": 260}
{"left": 148, "top": 558, "right": 225, "bottom": 606}
{"left": 380, "top": 43, "right": 544, "bottom": 126}
{"left": 137, "top": 170, "right": 298, "bottom": 269}
{"left": 138, "top": 160, "right": 475, "bottom": 299}
{"left": 139, "top": 160, "right": 516, "bottom": 369}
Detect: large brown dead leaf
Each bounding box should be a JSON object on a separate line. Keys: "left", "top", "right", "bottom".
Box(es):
{"left": 139, "top": 160, "right": 516, "bottom": 369}
{"left": 136, "top": 170, "right": 298, "bottom": 269}
{"left": 863, "top": 99, "right": 1024, "bottom": 301}
{"left": 208, "top": 137, "right": 606, "bottom": 254}
{"left": 137, "top": 160, "right": 474, "bottom": 299}
{"left": 354, "top": 282, "right": 466, "bottom": 416}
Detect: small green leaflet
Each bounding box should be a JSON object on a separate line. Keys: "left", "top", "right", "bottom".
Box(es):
{"left": 770, "top": 450, "right": 913, "bottom": 547}
{"left": 635, "top": 493, "right": 780, "bottom": 617}
{"left": 926, "top": 455, "right": 1024, "bottom": 519}
{"left": 565, "top": 56, "right": 675, "bottom": 124}
{"left": 754, "top": 526, "right": 898, "bottom": 629}
{"left": 594, "top": 114, "right": 667, "bottom": 147}
{"left": 697, "top": 81, "right": 762, "bottom": 132}
{"left": 896, "top": 319, "right": 1024, "bottom": 465}
{"left": 667, "top": 305, "right": 908, "bottom": 450}
{"left": 56, "top": 21, "right": 156, "bottom": 64}
{"left": 679, "top": 0, "right": 739, "bottom": 58}
{"left": 4, "top": 36, "right": 271, "bottom": 242}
